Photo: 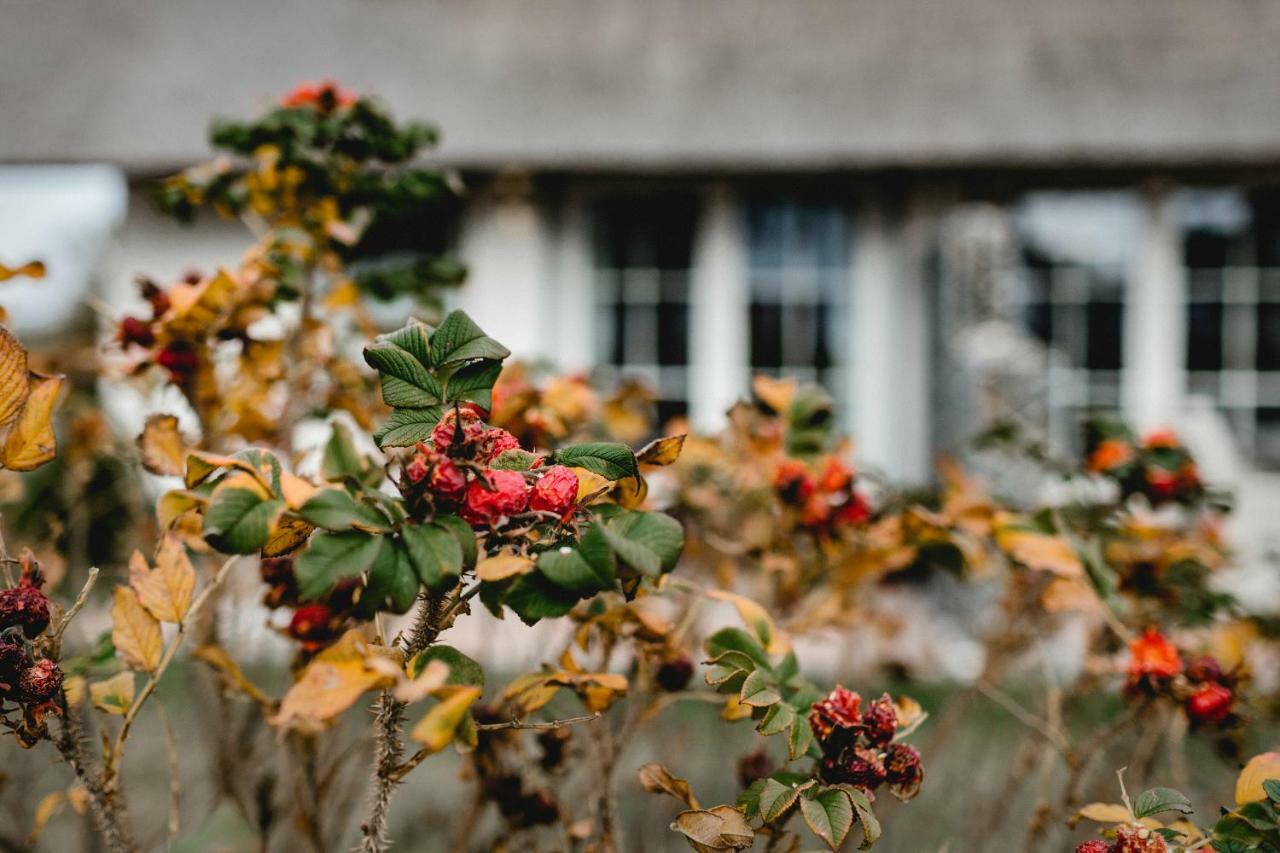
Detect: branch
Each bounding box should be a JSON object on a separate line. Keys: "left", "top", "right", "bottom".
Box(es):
{"left": 107, "top": 554, "right": 237, "bottom": 785}
{"left": 53, "top": 703, "right": 139, "bottom": 853}
{"left": 48, "top": 566, "right": 98, "bottom": 652}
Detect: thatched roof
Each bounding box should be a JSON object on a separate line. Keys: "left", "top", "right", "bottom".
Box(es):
{"left": 4, "top": 0, "right": 1280, "bottom": 172}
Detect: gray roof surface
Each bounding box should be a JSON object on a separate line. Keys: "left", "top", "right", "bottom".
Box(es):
{"left": 3, "top": 0, "right": 1280, "bottom": 171}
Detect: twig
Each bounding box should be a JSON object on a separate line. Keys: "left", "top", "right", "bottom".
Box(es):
{"left": 53, "top": 704, "right": 139, "bottom": 853}
{"left": 107, "top": 554, "right": 237, "bottom": 785}
{"left": 157, "top": 703, "right": 182, "bottom": 843}
{"left": 475, "top": 712, "right": 600, "bottom": 733}
{"left": 48, "top": 566, "right": 98, "bottom": 651}
{"left": 976, "top": 681, "right": 1069, "bottom": 755}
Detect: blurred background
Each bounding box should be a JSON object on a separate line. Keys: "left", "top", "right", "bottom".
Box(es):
{"left": 3, "top": 1, "right": 1280, "bottom": 849}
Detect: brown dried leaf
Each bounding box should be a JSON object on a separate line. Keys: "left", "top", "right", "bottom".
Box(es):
{"left": 0, "top": 326, "right": 28, "bottom": 427}
{"left": 129, "top": 536, "right": 196, "bottom": 623}
{"left": 638, "top": 763, "right": 700, "bottom": 809}
{"left": 637, "top": 434, "right": 686, "bottom": 467}
{"left": 270, "top": 629, "right": 396, "bottom": 732}
{"left": 111, "top": 586, "right": 162, "bottom": 672}
{"left": 1, "top": 371, "right": 61, "bottom": 470}
{"left": 672, "top": 805, "right": 754, "bottom": 851}
{"left": 0, "top": 260, "right": 45, "bottom": 282}
{"left": 137, "top": 414, "right": 189, "bottom": 477}
{"left": 475, "top": 552, "right": 535, "bottom": 582}
{"left": 192, "top": 644, "right": 277, "bottom": 712}
{"left": 89, "top": 671, "right": 136, "bottom": 716}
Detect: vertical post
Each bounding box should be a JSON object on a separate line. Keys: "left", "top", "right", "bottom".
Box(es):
{"left": 1124, "top": 183, "right": 1186, "bottom": 432}
{"left": 455, "top": 174, "right": 551, "bottom": 361}
{"left": 689, "top": 184, "right": 748, "bottom": 432}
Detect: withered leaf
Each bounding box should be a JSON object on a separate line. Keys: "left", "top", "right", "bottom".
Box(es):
{"left": 111, "top": 586, "right": 163, "bottom": 672}
{"left": 1, "top": 371, "right": 61, "bottom": 471}
{"left": 137, "top": 414, "right": 189, "bottom": 477}
{"left": 638, "top": 763, "right": 700, "bottom": 810}
{"left": 0, "top": 326, "right": 28, "bottom": 426}
{"left": 89, "top": 671, "right": 136, "bottom": 715}
{"left": 409, "top": 686, "right": 481, "bottom": 754}
{"left": 129, "top": 535, "right": 195, "bottom": 623}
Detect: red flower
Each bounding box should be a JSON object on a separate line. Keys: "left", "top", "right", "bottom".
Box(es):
{"left": 156, "top": 342, "right": 199, "bottom": 379}
{"left": 773, "top": 460, "right": 816, "bottom": 504}
{"left": 431, "top": 409, "right": 485, "bottom": 454}
{"left": 529, "top": 466, "right": 578, "bottom": 515}
{"left": 1145, "top": 468, "right": 1178, "bottom": 500}
{"left": 117, "top": 316, "right": 155, "bottom": 349}
{"left": 1186, "top": 681, "right": 1233, "bottom": 725}
{"left": 810, "top": 685, "right": 863, "bottom": 746}
{"left": 478, "top": 428, "right": 521, "bottom": 464}
{"left": 1075, "top": 842, "right": 1112, "bottom": 853}
{"left": 1127, "top": 628, "right": 1182, "bottom": 683}
{"left": 17, "top": 658, "right": 63, "bottom": 704}
{"left": 288, "top": 603, "right": 340, "bottom": 653}
{"left": 281, "top": 80, "right": 357, "bottom": 110}
{"left": 819, "top": 456, "right": 854, "bottom": 493}
{"left": 460, "top": 470, "right": 530, "bottom": 527}
{"left": 831, "top": 746, "right": 887, "bottom": 790}
{"left": 861, "top": 693, "right": 898, "bottom": 746}
{"left": 1185, "top": 655, "right": 1224, "bottom": 684}
{"left": 836, "top": 493, "right": 872, "bottom": 526}
{"left": 0, "top": 585, "right": 50, "bottom": 639}
{"left": 428, "top": 457, "right": 467, "bottom": 502}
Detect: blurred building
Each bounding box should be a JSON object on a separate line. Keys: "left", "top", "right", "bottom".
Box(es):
{"left": 4, "top": 0, "right": 1280, "bottom": 494}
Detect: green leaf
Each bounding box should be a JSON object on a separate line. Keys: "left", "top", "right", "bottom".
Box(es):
{"left": 737, "top": 779, "right": 767, "bottom": 819}
{"left": 536, "top": 525, "right": 616, "bottom": 595}
{"left": 373, "top": 406, "right": 445, "bottom": 447}
{"left": 1133, "top": 787, "right": 1194, "bottom": 820}
{"left": 598, "top": 510, "right": 683, "bottom": 576}
{"left": 321, "top": 421, "right": 381, "bottom": 487}
{"left": 554, "top": 442, "right": 638, "bottom": 480}
{"left": 1263, "top": 780, "right": 1280, "bottom": 804}
{"left": 376, "top": 319, "right": 433, "bottom": 367}
{"left": 203, "top": 489, "right": 281, "bottom": 554}
{"left": 234, "top": 448, "right": 283, "bottom": 495}
{"left": 430, "top": 311, "right": 510, "bottom": 367}
{"left": 739, "top": 670, "right": 781, "bottom": 708}
{"left": 759, "top": 778, "right": 807, "bottom": 824}
{"left": 758, "top": 701, "right": 796, "bottom": 736}
{"left": 432, "top": 514, "right": 477, "bottom": 570}
{"left": 364, "top": 340, "right": 443, "bottom": 408}
{"left": 838, "top": 785, "right": 881, "bottom": 849}
{"left": 358, "top": 539, "right": 419, "bottom": 615}
{"left": 502, "top": 572, "right": 580, "bottom": 625}
{"left": 295, "top": 530, "right": 383, "bottom": 599}
{"left": 299, "top": 488, "right": 393, "bottom": 533}
{"left": 706, "top": 627, "right": 771, "bottom": 670}
{"left": 704, "top": 649, "right": 758, "bottom": 688}
{"left": 491, "top": 449, "right": 539, "bottom": 471}
{"left": 787, "top": 715, "right": 814, "bottom": 761}
{"left": 401, "top": 522, "right": 464, "bottom": 588}
{"left": 409, "top": 645, "right": 484, "bottom": 688}
{"left": 444, "top": 359, "right": 502, "bottom": 409}
{"left": 799, "top": 788, "right": 854, "bottom": 850}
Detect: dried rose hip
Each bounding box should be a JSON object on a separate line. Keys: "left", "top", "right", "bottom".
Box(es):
{"left": 117, "top": 316, "right": 156, "bottom": 348}
{"left": 809, "top": 685, "right": 863, "bottom": 748}
{"left": 861, "top": 693, "right": 898, "bottom": 746}
{"left": 884, "top": 742, "right": 924, "bottom": 800}
{"left": 1186, "top": 681, "right": 1233, "bottom": 725}
{"left": 1075, "top": 841, "right": 1112, "bottom": 853}
{"left": 0, "top": 585, "right": 50, "bottom": 639}
{"left": 460, "top": 470, "right": 530, "bottom": 527}
{"left": 18, "top": 658, "right": 63, "bottom": 704}
{"left": 0, "top": 639, "right": 31, "bottom": 695}
{"left": 156, "top": 342, "right": 199, "bottom": 379}
{"left": 655, "top": 653, "right": 694, "bottom": 693}
{"left": 431, "top": 409, "right": 485, "bottom": 454}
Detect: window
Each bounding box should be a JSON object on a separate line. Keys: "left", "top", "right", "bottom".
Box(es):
{"left": 1181, "top": 188, "right": 1280, "bottom": 467}
{"left": 591, "top": 194, "right": 698, "bottom": 423}
{"left": 745, "top": 198, "right": 851, "bottom": 394}
{"left": 1012, "top": 193, "right": 1141, "bottom": 453}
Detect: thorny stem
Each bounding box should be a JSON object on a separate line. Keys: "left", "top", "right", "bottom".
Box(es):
{"left": 360, "top": 588, "right": 454, "bottom": 853}
{"left": 53, "top": 703, "right": 139, "bottom": 853}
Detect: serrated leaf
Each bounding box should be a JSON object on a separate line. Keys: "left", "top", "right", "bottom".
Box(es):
{"left": 800, "top": 788, "right": 854, "bottom": 850}
{"left": 759, "top": 777, "right": 808, "bottom": 823}
{"left": 839, "top": 785, "right": 881, "bottom": 849}
{"left": 401, "top": 522, "right": 464, "bottom": 588}
{"left": 129, "top": 535, "right": 195, "bottom": 623}
{"left": 376, "top": 319, "right": 433, "bottom": 366}
{"left": 758, "top": 700, "right": 796, "bottom": 736}
{"left": 295, "top": 530, "right": 383, "bottom": 599}
{"left": 787, "top": 714, "right": 814, "bottom": 761}
{"left": 410, "top": 686, "right": 482, "bottom": 753}
{"left": 137, "top": 413, "right": 189, "bottom": 477}
{"left": 408, "top": 645, "right": 484, "bottom": 688}
{"left": 706, "top": 627, "right": 771, "bottom": 670}
{"left": 0, "top": 325, "right": 29, "bottom": 428}
{"left": 598, "top": 510, "right": 683, "bottom": 576}
{"left": 432, "top": 514, "right": 477, "bottom": 570}
{"left": 364, "top": 340, "right": 443, "bottom": 408}
{"left": 373, "top": 405, "right": 445, "bottom": 447}
{"left": 672, "top": 806, "right": 754, "bottom": 851}
{"left": 203, "top": 473, "right": 279, "bottom": 554}
{"left": 270, "top": 629, "right": 397, "bottom": 731}
{"left": 537, "top": 526, "right": 616, "bottom": 594}
{"left": 321, "top": 421, "right": 381, "bottom": 487}
{"left": 111, "top": 586, "right": 162, "bottom": 672}
{"left": 299, "top": 488, "right": 393, "bottom": 533}
{"left": 1263, "top": 779, "right": 1280, "bottom": 804}
{"left": 739, "top": 669, "right": 781, "bottom": 708}
{"left": 554, "top": 442, "right": 639, "bottom": 480}
{"left": 707, "top": 589, "right": 785, "bottom": 654}
{"left": 503, "top": 572, "right": 580, "bottom": 625}
{"left": 491, "top": 449, "right": 539, "bottom": 471}
{"left": 359, "top": 539, "right": 419, "bottom": 615}
{"left": 429, "top": 310, "right": 510, "bottom": 367}
{"left": 444, "top": 359, "right": 502, "bottom": 409}
{"left": 639, "top": 763, "right": 700, "bottom": 810}
{"left": 1133, "top": 787, "right": 1193, "bottom": 819}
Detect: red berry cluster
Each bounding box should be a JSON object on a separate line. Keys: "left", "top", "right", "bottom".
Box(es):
{"left": 772, "top": 456, "right": 871, "bottom": 533}
{"left": 1076, "top": 823, "right": 1168, "bottom": 853}
{"left": 259, "top": 556, "right": 350, "bottom": 655}
{"left": 808, "top": 686, "right": 924, "bottom": 800}
{"left": 1086, "top": 429, "right": 1202, "bottom": 506}
{"left": 398, "top": 408, "right": 579, "bottom": 529}
{"left": 115, "top": 275, "right": 201, "bottom": 381}
{"left": 280, "top": 80, "right": 358, "bottom": 111}
{"left": 1125, "top": 628, "right": 1236, "bottom": 727}
{"left": 0, "top": 560, "right": 64, "bottom": 744}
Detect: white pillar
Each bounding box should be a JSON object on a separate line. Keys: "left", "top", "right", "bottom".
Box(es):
{"left": 1124, "top": 183, "right": 1186, "bottom": 432}
{"left": 455, "top": 177, "right": 551, "bottom": 361}
{"left": 850, "top": 197, "right": 933, "bottom": 482}
{"left": 689, "top": 184, "right": 748, "bottom": 432}
{"left": 547, "top": 189, "right": 595, "bottom": 373}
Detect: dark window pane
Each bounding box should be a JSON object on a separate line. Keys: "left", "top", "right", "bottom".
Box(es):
{"left": 657, "top": 304, "right": 688, "bottom": 366}
{"left": 1186, "top": 303, "right": 1224, "bottom": 371}
{"left": 1085, "top": 303, "right": 1123, "bottom": 370}
{"left": 751, "top": 304, "right": 783, "bottom": 368}
{"left": 1258, "top": 305, "right": 1280, "bottom": 370}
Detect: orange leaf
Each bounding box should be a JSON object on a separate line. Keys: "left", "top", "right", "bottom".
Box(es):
{"left": 111, "top": 586, "right": 162, "bottom": 672}
{"left": 0, "top": 326, "right": 28, "bottom": 427}
{"left": 137, "top": 414, "right": 189, "bottom": 477}
{"left": 129, "top": 535, "right": 195, "bottom": 623}
{"left": 1, "top": 371, "right": 62, "bottom": 471}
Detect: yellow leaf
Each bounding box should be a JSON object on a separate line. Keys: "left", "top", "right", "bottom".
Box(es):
{"left": 65, "top": 786, "right": 88, "bottom": 816}
{"left": 192, "top": 645, "right": 276, "bottom": 712}
{"left": 164, "top": 268, "right": 238, "bottom": 339}
{"left": 262, "top": 513, "right": 314, "bottom": 558}
{"left": 2, "top": 371, "right": 62, "bottom": 471}
{"left": 994, "top": 517, "right": 1082, "bottom": 576}
{"left": 392, "top": 658, "right": 450, "bottom": 704}
{"left": 0, "top": 325, "right": 28, "bottom": 427}
{"left": 184, "top": 451, "right": 273, "bottom": 492}
{"left": 136, "top": 414, "right": 189, "bottom": 477}
{"left": 129, "top": 535, "right": 195, "bottom": 623}
{"left": 707, "top": 590, "right": 788, "bottom": 655}
{"left": 720, "top": 694, "right": 754, "bottom": 721}
{"left": 614, "top": 474, "right": 648, "bottom": 509}
{"left": 270, "top": 629, "right": 397, "bottom": 731}
{"left": 0, "top": 259, "right": 45, "bottom": 282}
{"left": 572, "top": 467, "right": 613, "bottom": 502}
{"left": 280, "top": 472, "right": 320, "bottom": 511}
{"left": 89, "top": 671, "right": 136, "bottom": 715}
{"left": 893, "top": 695, "right": 928, "bottom": 738}
{"left": 637, "top": 434, "right": 686, "bottom": 467}
{"left": 111, "top": 586, "right": 162, "bottom": 672}
{"left": 1237, "top": 751, "right": 1280, "bottom": 805}
{"left": 30, "top": 791, "right": 64, "bottom": 842}
{"left": 1073, "top": 803, "right": 1133, "bottom": 825}
{"left": 62, "top": 674, "right": 86, "bottom": 708}
{"left": 752, "top": 375, "right": 796, "bottom": 414}
{"left": 476, "top": 552, "right": 535, "bottom": 582}
{"left": 409, "top": 686, "right": 481, "bottom": 754}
